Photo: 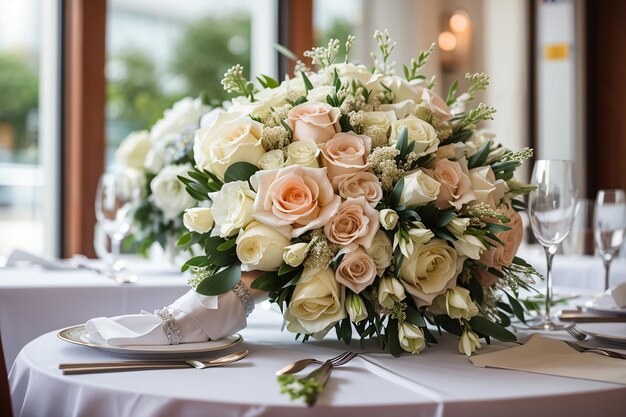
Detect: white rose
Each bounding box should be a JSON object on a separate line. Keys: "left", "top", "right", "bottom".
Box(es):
{"left": 194, "top": 112, "right": 265, "bottom": 179}
{"left": 150, "top": 97, "right": 208, "bottom": 144}
{"left": 306, "top": 85, "right": 335, "bottom": 103}
{"left": 366, "top": 231, "right": 393, "bottom": 275}
{"left": 150, "top": 164, "right": 196, "bottom": 221}
{"left": 453, "top": 235, "right": 485, "bottom": 260}
{"left": 377, "top": 276, "right": 406, "bottom": 309}
{"left": 459, "top": 328, "right": 482, "bottom": 356}
{"left": 469, "top": 166, "right": 497, "bottom": 208}
{"left": 283, "top": 242, "right": 309, "bottom": 267}
{"left": 284, "top": 267, "right": 346, "bottom": 334}
{"left": 115, "top": 130, "right": 151, "bottom": 169}
{"left": 209, "top": 180, "right": 256, "bottom": 238}
{"left": 389, "top": 116, "right": 439, "bottom": 156}
{"left": 330, "top": 62, "right": 375, "bottom": 86}
{"left": 228, "top": 84, "right": 290, "bottom": 118}
{"left": 183, "top": 207, "right": 214, "bottom": 234}
{"left": 378, "top": 100, "right": 418, "bottom": 120}
{"left": 380, "top": 209, "right": 399, "bottom": 230}
{"left": 493, "top": 179, "right": 509, "bottom": 207}
{"left": 398, "top": 322, "right": 426, "bottom": 354}
{"left": 368, "top": 74, "right": 421, "bottom": 103}
{"left": 400, "top": 170, "right": 441, "bottom": 207}
{"left": 394, "top": 221, "right": 434, "bottom": 259}
{"left": 346, "top": 292, "right": 368, "bottom": 324}
{"left": 285, "top": 139, "right": 320, "bottom": 168}
{"left": 430, "top": 286, "right": 479, "bottom": 320}
{"left": 117, "top": 167, "right": 146, "bottom": 201}
{"left": 236, "top": 221, "right": 291, "bottom": 271}
{"left": 400, "top": 239, "right": 462, "bottom": 307}
{"left": 258, "top": 150, "right": 285, "bottom": 170}
{"left": 465, "top": 131, "right": 506, "bottom": 163}
{"left": 143, "top": 139, "right": 168, "bottom": 173}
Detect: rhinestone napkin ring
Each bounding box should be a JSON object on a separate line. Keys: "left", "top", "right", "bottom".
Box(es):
{"left": 232, "top": 281, "right": 254, "bottom": 317}
{"left": 141, "top": 307, "right": 182, "bottom": 345}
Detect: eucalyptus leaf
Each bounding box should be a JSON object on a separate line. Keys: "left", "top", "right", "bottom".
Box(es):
{"left": 274, "top": 43, "right": 298, "bottom": 61}
{"left": 386, "top": 318, "right": 403, "bottom": 357}
{"left": 250, "top": 270, "right": 281, "bottom": 292}
{"left": 224, "top": 162, "right": 260, "bottom": 183}
{"left": 469, "top": 316, "right": 517, "bottom": 342}
{"left": 196, "top": 263, "right": 242, "bottom": 296}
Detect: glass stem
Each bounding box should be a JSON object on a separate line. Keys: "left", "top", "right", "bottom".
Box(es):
{"left": 111, "top": 235, "right": 121, "bottom": 268}
{"left": 543, "top": 244, "right": 558, "bottom": 321}
{"left": 602, "top": 255, "right": 613, "bottom": 292}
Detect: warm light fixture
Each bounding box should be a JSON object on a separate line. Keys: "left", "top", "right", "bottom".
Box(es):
{"left": 449, "top": 12, "right": 469, "bottom": 33}
{"left": 438, "top": 31, "right": 457, "bottom": 51}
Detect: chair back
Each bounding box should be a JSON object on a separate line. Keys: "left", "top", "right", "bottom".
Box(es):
{"left": 0, "top": 333, "right": 13, "bottom": 417}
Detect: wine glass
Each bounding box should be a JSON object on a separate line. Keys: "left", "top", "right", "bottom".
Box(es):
{"left": 528, "top": 160, "right": 577, "bottom": 331}
{"left": 95, "top": 171, "right": 140, "bottom": 271}
{"left": 594, "top": 189, "right": 626, "bottom": 291}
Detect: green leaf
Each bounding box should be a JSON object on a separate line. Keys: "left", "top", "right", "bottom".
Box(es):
{"left": 505, "top": 291, "right": 527, "bottom": 323}
{"left": 274, "top": 43, "right": 298, "bottom": 61}
{"left": 278, "top": 263, "right": 298, "bottom": 276}
{"left": 485, "top": 222, "right": 512, "bottom": 233}
{"left": 469, "top": 316, "right": 517, "bottom": 342}
{"left": 389, "top": 177, "right": 405, "bottom": 208}
{"left": 340, "top": 318, "right": 352, "bottom": 345}
{"left": 395, "top": 127, "right": 409, "bottom": 156}
{"left": 256, "top": 74, "right": 280, "bottom": 89}
{"left": 224, "top": 162, "right": 260, "bottom": 183}
{"left": 433, "top": 228, "right": 457, "bottom": 242}
{"left": 177, "top": 233, "right": 192, "bottom": 247}
{"left": 196, "top": 263, "right": 241, "bottom": 296}
{"left": 446, "top": 80, "right": 458, "bottom": 106}
{"left": 301, "top": 71, "right": 313, "bottom": 92}
{"left": 436, "top": 210, "right": 457, "bottom": 227}
{"left": 217, "top": 238, "right": 237, "bottom": 252}
{"left": 467, "top": 277, "right": 484, "bottom": 304}
{"left": 434, "top": 315, "right": 463, "bottom": 336}
{"left": 405, "top": 306, "right": 426, "bottom": 327}
{"left": 386, "top": 319, "right": 402, "bottom": 357}
{"left": 467, "top": 140, "right": 491, "bottom": 169}
{"left": 250, "top": 270, "right": 280, "bottom": 292}
{"left": 511, "top": 199, "right": 527, "bottom": 211}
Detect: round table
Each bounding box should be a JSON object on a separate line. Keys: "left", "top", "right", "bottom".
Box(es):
{"left": 9, "top": 306, "right": 626, "bottom": 417}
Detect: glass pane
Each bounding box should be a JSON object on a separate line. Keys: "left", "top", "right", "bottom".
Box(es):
{"left": 0, "top": 0, "right": 43, "bottom": 259}
{"left": 106, "top": 0, "right": 260, "bottom": 167}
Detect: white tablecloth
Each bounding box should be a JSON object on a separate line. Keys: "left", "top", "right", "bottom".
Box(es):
{"left": 0, "top": 260, "right": 189, "bottom": 371}
{"left": 9, "top": 305, "right": 626, "bottom": 417}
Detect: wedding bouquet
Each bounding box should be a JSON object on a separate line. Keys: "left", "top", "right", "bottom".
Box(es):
{"left": 177, "top": 31, "right": 540, "bottom": 357}
{"left": 114, "top": 97, "right": 216, "bottom": 257}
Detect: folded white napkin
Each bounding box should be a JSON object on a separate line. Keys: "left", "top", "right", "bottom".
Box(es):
{"left": 85, "top": 289, "right": 247, "bottom": 346}
{"left": 6, "top": 249, "right": 73, "bottom": 270}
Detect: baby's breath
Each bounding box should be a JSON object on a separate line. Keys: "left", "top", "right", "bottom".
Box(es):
{"left": 303, "top": 229, "right": 339, "bottom": 270}
{"left": 367, "top": 146, "right": 403, "bottom": 191}
{"left": 372, "top": 29, "right": 397, "bottom": 75}
{"left": 221, "top": 64, "right": 255, "bottom": 101}
{"left": 303, "top": 39, "right": 340, "bottom": 68}
{"left": 345, "top": 35, "right": 356, "bottom": 63}
{"left": 463, "top": 202, "right": 509, "bottom": 222}
{"left": 463, "top": 103, "right": 496, "bottom": 129}
{"left": 261, "top": 126, "right": 291, "bottom": 152}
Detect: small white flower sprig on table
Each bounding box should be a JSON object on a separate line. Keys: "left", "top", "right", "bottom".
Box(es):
{"left": 177, "top": 29, "right": 541, "bottom": 359}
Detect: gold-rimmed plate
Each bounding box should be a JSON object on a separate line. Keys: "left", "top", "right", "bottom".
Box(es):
{"left": 58, "top": 325, "right": 243, "bottom": 358}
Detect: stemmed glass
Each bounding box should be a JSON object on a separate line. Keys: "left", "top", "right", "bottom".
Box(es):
{"left": 528, "top": 160, "right": 578, "bottom": 331}
{"left": 95, "top": 172, "right": 139, "bottom": 271}
{"left": 594, "top": 189, "right": 626, "bottom": 291}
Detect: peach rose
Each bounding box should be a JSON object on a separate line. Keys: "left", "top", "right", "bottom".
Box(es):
{"left": 332, "top": 172, "right": 383, "bottom": 207}
{"left": 287, "top": 101, "right": 341, "bottom": 144}
{"left": 469, "top": 166, "right": 497, "bottom": 208}
{"left": 430, "top": 158, "right": 476, "bottom": 210}
{"left": 476, "top": 206, "right": 524, "bottom": 286}
{"left": 319, "top": 132, "right": 371, "bottom": 180}
{"left": 415, "top": 86, "right": 453, "bottom": 122}
{"left": 324, "top": 196, "right": 380, "bottom": 248}
{"left": 251, "top": 165, "right": 341, "bottom": 238}
{"left": 335, "top": 247, "right": 377, "bottom": 294}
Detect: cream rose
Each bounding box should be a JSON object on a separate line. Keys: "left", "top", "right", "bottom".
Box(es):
{"left": 236, "top": 221, "right": 291, "bottom": 271}
{"left": 379, "top": 209, "right": 399, "bottom": 230}
{"left": 251, "top": 165, "right": 341, "bottom": 238}
{"left": 389, "top": 116, "right": 439, "bottom": 156}
{"left": 209, "top": 180, "right": 256, "bottom": 238}
{"left": 287, "top": 101, "right": 340, "bottom": 144}
{"left": 477, "top": 206, "right": 524, "bottom": 286}
{"left": 430, "top": 286, "right": 479, "bottom": 320}
{"left": 306, "top": 85, "right": 335, "bottom": 103}
{"left": 335, "top": 247, "right": 377, "bottom": 294}
{"left": 115, "top": 130, "right": 151, "bottom": 169}
{"left": 399, "top": 170, "right": 441, "bottom": 207}
{"left": 398, "top": 322, "right": 426, "bottom": 354}
{"left": 332, "top": 62, "right": 376, "bottom": 86}
{"left": 469, "top": 166, "right": 497, "bottom": 208}
{"left": 324, "top": 197, "right": 380, "bottom": 248}
{"left": 400, "top": 239, "right": 461, "bottom": 307}
{"left": 319, "top": 132, "right": 371, "bottom": 180}
{"left": 362, "top": 111, "right": 394, "bottom": 147}
{"left": 415, "top": 86, "right": 453, "bottom": 122}
{"left": 332, "top": 172, "right": 383, "bottom": 207}
{"left": 194, "top": 111, "right": 265, "bottom": 179}
{"left": 366, "top": 230, "right": 393, "bottom": 275}
{"left": 150, "top": 97, "right": 208, "bottom": 144}
{"left": 285, "top": 139, "right": 319, "bottom": 168}
{"left": 283, "top": 242, "right": 309, "bottom": 267}
{"left": 258, "top": 150, "right": 285, "bottom": 170}
{"left": 183, "top": 207, "right": 214, "bottom": 234}
{"left": 284, "top": 267, "right": 346, "bottom": 334}
{"left": 150, "top": 164, "right": 196, "bottom": 221}
{"left": 430, "top": 158, "right": 476, "bottom": 210}
{"left": 378, "top": 276, "right": 406, "bottom": 309}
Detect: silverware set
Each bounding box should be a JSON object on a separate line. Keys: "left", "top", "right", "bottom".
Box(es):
{"left": 59, "top": 350, "right": 248, "bottom": 375}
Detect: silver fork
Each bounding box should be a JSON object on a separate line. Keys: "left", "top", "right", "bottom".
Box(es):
{"left": 276, "top": 351, "right": 357, "bottom": 376}
{"left": 566, "top": 326, "right": 588, "bottom": 341}
{"left": 563, "top": 341, "right": 626, "bottom": 359}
